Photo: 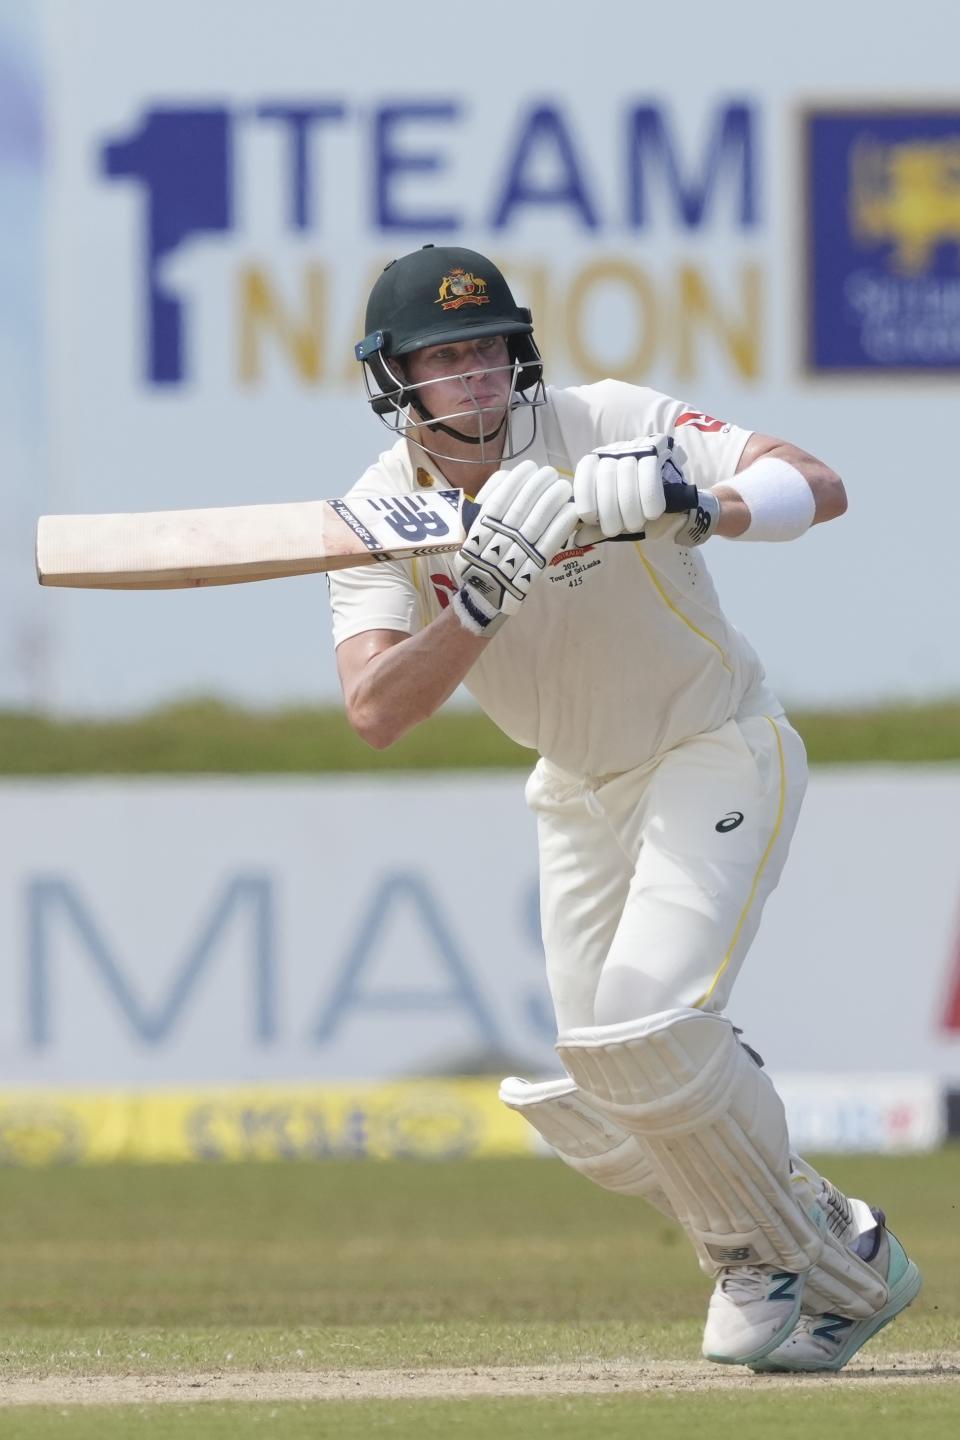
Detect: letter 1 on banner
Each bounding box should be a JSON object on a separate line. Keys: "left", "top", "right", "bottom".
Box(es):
{"left": 101, "top": 108, "right": 233, "bottom": 384}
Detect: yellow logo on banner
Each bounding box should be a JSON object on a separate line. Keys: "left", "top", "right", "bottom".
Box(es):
{"left": 0, "top": 1104, "right": 84, "bottom": 1165}
{"left": 851, "top": 137, "right": 960, "bottom": 274}
{"left": 0, "top": 1082, "right": 537, "bottom": 1165}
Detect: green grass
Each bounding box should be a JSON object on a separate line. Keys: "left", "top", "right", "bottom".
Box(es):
{"left": 7, "top": 1391, "right": 960, "bottom": 1440}
{"left": 2, "top": 1154, "right": 957, "bottom": 1435}
{"left": 0, "top": 1153, "right": 957, "bottom": 1377}
{"left": 0, "top": 701, "right": 535, "bottom": 775}
{"left": 1, "top": 697, "right": 959, "bottom": 773}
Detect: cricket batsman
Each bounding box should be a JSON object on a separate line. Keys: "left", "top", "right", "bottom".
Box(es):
{"left": 328, "top": 243, "right": 921, "bottom": 1372}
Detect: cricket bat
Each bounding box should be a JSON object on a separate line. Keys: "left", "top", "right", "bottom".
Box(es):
{"left": 36, "top": 481, "right": 699, "bottom": 591}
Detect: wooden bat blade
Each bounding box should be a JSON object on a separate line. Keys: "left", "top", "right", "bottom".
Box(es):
{"left": 36, "top": 490, "right": 472, "bottom": 590}
{"left": 36, "top": 481, "right": 700, "bottom": 591}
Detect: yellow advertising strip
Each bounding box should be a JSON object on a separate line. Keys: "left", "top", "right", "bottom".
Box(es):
{"left": 0, "top": 1081, "right": 541, "bottom": 1166}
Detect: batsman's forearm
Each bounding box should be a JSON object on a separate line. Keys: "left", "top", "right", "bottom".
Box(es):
{"left": 711, "top": 486, "right": 752, "bottom": 537}
{"left": 346, "top": 609, "right": 490, "bottom": 748}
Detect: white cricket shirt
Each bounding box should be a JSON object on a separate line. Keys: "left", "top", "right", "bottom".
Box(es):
{"left": 328, "top": 380, "right": 782, "bottom": 778}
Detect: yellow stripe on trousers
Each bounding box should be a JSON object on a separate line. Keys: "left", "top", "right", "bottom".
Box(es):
{"left": 692, "top": 715, "right": 787, "bottom": 1009}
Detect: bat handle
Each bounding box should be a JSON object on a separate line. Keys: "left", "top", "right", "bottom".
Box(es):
{"left": 459, "top": 480, "right": 700, "bottom": 548}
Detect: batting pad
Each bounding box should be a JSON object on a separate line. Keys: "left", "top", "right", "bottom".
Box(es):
{"left": 557, "top": 1009, "right": 826, "bottom": 1275}
{"left": 499, "top": 1075, "right": 674, "bottom": 1211}
{"left": 790, "top": 1164, "right": 890, "bottom": 1318}
{"left": 504, "top": 1063, "right": 890, "bottom": 1319}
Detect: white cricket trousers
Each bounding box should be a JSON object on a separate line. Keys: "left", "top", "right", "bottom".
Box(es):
{"left": 524, "top": 714, "right": 808, "bottom": 1030}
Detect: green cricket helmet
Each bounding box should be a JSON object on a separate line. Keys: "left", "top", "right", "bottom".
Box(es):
{"left": 355, "top": 244, "right": 545, "bottom": 461}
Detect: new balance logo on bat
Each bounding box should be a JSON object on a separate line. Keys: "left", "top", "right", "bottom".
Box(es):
{"left": 365, "top": 491, "right": 461, "bottom": 544}
{"left": 330, "top": 491, "right": 461, "bottom": 551}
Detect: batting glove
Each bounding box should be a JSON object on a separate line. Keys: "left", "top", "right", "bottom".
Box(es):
{"left": 451, "top": 461, "right": 576, "bottom": 637}
{"left": 574, "top": 434, "right": 718, "bottom": 546}
{"left": 642, "top": 490, "right": 720, "bottom": 546}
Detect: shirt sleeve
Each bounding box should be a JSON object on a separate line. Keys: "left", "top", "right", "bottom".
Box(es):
{"left": 327, "top": 557, "right": 420, "bottom": 648}
{"left": 557, "top": 379, "right": 753, "bottom": 490}
{"left": 668, "top": 401, "right": 753, "bottom": 489}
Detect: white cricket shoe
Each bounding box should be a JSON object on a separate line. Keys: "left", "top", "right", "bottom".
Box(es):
{"left": 702, "top": 1265, "right": 805, "bottom": 1365}
{"left": 750, "top": 1214, "right": 921, "bottom": 1373}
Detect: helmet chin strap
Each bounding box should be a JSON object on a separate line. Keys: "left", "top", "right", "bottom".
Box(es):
{"left": 428, "top": 413, "right": 507, "bottom": 446}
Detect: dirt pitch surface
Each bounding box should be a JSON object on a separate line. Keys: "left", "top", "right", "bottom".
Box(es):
{"left": 3, "top": 1354, "right": 960, "bottom": 1407}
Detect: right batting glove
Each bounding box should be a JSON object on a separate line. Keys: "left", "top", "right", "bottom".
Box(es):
{"left": 574, "top": 435, "right": 718, "bottom": 546}
{"left": 451, "top": 461, "right": 576, "bottom": 637}
{"left": 573, "top": 435, "right": 673, "bottom": 537}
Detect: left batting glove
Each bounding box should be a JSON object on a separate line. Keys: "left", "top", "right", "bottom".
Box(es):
{"left": 451, "top": 461, "right": 576, "bottom": 637}
{"left": 574, "top": 435, "right": 718, "bottom": 546}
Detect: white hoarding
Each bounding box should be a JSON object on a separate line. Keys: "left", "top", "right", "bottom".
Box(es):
{"left": 773, "top": 1075, "right": 945, "bottom": 1154}
{"left": 1, "top": 768, "right": 958, "bottom": 1087}
{"left": 23, "top": 0, "right": 959, "bottom": 713}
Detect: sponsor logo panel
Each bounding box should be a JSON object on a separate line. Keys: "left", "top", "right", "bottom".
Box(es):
{"left": 0, "top": 1074, "right": 945, "bottom": 1163}
{"left": 773, "top": 1074, "right": 946, "bottom": 1153}
{"left": 675, "top": 410, "right": 729, "bottom": 433}
{"left": 806, "top": 107, "right": 960, "bottom": 372}
{"left": 0, "top": 1082, "right": 539, "bottom": 1165}
{"left": 93, "top": 100, "right": 764, "bottom": 391}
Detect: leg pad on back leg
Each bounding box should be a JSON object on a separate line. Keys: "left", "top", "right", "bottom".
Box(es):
{"left": 500, "top": 1070, "right": 886, "bottom": 1319}
{"left": 557, "top": 1009, "right": 825, "bottom": 1275}
{"left": 499, "top": 1076, "right": 676, "bottom": 1213}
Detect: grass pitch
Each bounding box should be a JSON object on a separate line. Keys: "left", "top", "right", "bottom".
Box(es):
{"left": 3, "top": 696, "right": 960, "bottom": 772}
{"left": 1, "top": 1152, "right": 958, "bottom": 1435}
{"left": 8, "top": 1391, "right": 960, "bottom": 1440}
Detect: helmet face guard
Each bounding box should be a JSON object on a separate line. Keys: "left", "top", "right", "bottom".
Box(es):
{"left": 357, "top": 336, "right": 546, "bottom": 466}
{"left": 356, "top": 245, "right": 547, "bottom": 465}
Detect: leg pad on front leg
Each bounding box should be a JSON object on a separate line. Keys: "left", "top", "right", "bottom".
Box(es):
{"left": 557, "top": 1008, "right": 825, "bottom": 1275}
{"left": 499, "top": 1076, "right": 676, "bottom": 1215}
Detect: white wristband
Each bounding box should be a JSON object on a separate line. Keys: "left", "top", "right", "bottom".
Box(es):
{"left": 728, "top": 457, "right": 816, "bottom": 542}
{"left": 451, "top": 581, "right": 508, "bottom": 637}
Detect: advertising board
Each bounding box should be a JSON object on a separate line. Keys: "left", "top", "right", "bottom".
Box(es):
{"left": 1, "top": 770, "right": 957, "bottom": 1086}
{"left": 17, "top": 0, "right": 956, "bottom": 712}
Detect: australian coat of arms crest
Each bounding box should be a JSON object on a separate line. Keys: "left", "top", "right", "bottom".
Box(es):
{"left": 435, "top": 268, "right": 490, "bottom": 311}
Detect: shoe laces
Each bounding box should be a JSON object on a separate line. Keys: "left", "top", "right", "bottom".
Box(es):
{"left": 718, "top": 1265, "right": 776, "bottom": 1301}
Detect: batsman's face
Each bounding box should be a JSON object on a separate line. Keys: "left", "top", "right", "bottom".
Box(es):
{"left": 403, "top": 335, "right": 512, "bottom": 431}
